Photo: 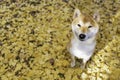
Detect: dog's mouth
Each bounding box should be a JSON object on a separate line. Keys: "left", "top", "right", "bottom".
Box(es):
{"left": 79, "top": 36, "right": 90, "bottom": 41}
{"left": 79, "top": 36, "right": 91, "bottom": 41}
{"left": 79, "top": 39, "right": 85, "bottom": 41}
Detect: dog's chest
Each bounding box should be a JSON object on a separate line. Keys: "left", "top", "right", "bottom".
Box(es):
{"left": 70, "top": 40, "right": 96, "bottom": 59}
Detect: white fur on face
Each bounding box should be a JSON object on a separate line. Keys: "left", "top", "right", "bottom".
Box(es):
{"left": 88, "top": 26, "right": 99, "bottom": 37}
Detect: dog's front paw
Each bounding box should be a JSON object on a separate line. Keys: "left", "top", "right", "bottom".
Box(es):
{"left": 71, "top": 62, "right": 75, "bottom": 67}
{"left": 80, "top": 65, "right": 85, "bottom": 69}
{"left": 80, "top": 63, "right": 86, "bottom": 69}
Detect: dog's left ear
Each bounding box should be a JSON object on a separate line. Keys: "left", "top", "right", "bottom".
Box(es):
{"left": 73, "top": 9, "right": 81, "bottom": 19}
{"left": 93, "top": 12, "right": 100, "bottom": 22}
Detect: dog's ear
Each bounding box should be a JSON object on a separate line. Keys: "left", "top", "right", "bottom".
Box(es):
{"left": 93, "top": 11, "right": 100, "bottom": 22}
{"left": 73, "top": 9, "right": 81, "bottom": 19}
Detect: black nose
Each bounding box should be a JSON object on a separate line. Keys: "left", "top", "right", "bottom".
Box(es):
{"left": 79, "top": 34, "right": 86, "bottom": 39}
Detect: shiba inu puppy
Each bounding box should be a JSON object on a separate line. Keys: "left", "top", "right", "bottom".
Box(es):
{"left": 68, "top": 9, "right": 100, "bottom": 68}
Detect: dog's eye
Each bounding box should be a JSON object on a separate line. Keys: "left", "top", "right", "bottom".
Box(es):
{"left": 88, "top": 26, "right": 92, "bottom": 28}
{"left": 77, "top": 24, "right": 81, "bottom": 27}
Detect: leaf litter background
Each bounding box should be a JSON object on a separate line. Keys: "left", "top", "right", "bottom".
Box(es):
{"left": 0, "top": 0, "right": 120, "bottom": 80}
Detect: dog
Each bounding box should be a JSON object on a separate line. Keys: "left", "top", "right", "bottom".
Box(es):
{"left": 68, "top": 8, "right": 100, "bottom": 68}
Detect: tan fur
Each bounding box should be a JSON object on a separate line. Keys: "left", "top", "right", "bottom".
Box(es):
{"left": 80, "top": 27, "right": 88, "bottom": 33}
{"left": 72, "top": 13, "right": 98, "bottom": 28}
{"left": 82, "top": 14, "right": 95, "bottom": 25}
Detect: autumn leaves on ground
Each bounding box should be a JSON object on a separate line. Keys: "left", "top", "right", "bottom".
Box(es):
{"left": 0, "top": 0, "right": 120, "bottom": 80}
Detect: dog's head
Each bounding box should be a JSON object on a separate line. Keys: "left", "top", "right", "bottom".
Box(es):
{"left": 71, "top": 9, "right": 100, "bottom": 41}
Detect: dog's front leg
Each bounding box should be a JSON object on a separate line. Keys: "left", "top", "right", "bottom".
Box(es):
{"left": 80, "top": 58, "right": 88, "bottom": 69}
{"left": 71, "top": 54, "right": 76, "bottom": 67}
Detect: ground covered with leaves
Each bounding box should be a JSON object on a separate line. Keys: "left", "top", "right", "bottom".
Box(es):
{"left": 0, "top": 0, "right": 120, "bottom": 80}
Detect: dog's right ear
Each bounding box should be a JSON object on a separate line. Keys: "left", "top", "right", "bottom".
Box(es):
{"left": 73, "top": 9, "right": 81, "bottom": 19}
{"left": 93, "top": 11, "right": 100, "bottom": 22}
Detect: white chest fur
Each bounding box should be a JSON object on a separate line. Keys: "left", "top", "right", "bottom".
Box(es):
{"left": 70, "top": 37, "right": 96, "bottom": 61}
